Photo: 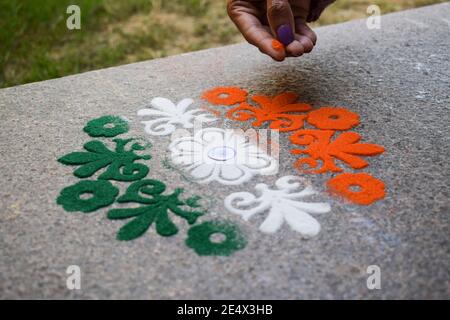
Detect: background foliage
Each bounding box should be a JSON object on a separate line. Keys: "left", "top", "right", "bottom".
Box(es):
{"left": 0, "top": 0, "right": 446, "bottom": 88}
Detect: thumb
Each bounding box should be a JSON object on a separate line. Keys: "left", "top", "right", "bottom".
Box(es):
{"left": 266, "top": 0, "right": 295, "bottom": 46}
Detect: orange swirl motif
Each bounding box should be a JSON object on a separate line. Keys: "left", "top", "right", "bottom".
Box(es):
{"left": 290, "top": 129, "right": 385, "bottom": 173}
{"left": 226, "top": 92, "right": 312, "bottom": 132}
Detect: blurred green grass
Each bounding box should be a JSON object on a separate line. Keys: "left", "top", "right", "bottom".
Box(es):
{"left": 0, "top": 0, "right": 446, "bottom": 88}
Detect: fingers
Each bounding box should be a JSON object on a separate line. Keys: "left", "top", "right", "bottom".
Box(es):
{"left": 227, "top": 0, "right": 286, "bottom": 61}
{"left": 285, "top": 16, "right": 318, "bottom": 57}
{"left": 266, "top": 0, "right": 295, "bottom": 46}
{"left": 294, "top": 18, "right": 317, "bottom": 53}
{"left": 285, "top": 40, "right": 304, "bottom": 57}
{"left": 227, "top": 0, "right": 318, "bottom": 60}
{"left": 295, "top": 19, "right": 317, "bottom": 44}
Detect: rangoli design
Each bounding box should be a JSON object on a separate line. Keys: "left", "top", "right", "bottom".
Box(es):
{"left": 169, "top": 127, "right": 278, "bottom": 185}
{"left": 225, "top": 176, "right": 331, "bottom": 238}
{"left": 57, "top": 180, "right": 119, "bottom": 213}
{"left": 57, "top": 83, "right": 388, "bottom": 255}
{"left": 56, "top": 116, "right": 246, "bottom": 256}
{"left": 306, "top": 107, "right": 360, "bottom": 130}
{"left": 83, "top": 115, "right": 130, "bottom": 138}
{"left": 226, "top": 92, "right": 312, "bottom": 132}
{"left": 327, "top": 173, "right": 386, "bottom": 205}
{"left": 201, "top": 86, "right": 386, "bottom": 206}
{"left": 186, "top": 220, "right": 247, "bottom": 256}
{"left": 290, "top": 130, "right": 385, "bottom": 173}
{"left": 138, "top": 97, "right": 216, "bottom": 136}
{"left": 58, "top": 138, "right": 151, "bottom": 181}
{"left": 202, "top": 87, "right": 248, "bottom": 106}
{"left": 107, "top": 179, "right": 205, "bottom": 241}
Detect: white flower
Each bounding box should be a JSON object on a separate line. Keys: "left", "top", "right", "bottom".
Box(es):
{"left": 224, "top": 176, "right": 331, "bottom": 238}
{"left": 137, "top": 97, "right": 216, "bottom": 136}
{"left": 169, "top": 128, "right": 278, "bottom": 185}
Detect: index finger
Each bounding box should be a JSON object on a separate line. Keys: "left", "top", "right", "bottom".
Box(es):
{"left": 227, "top": 0, "right": 286, "bottom": 61}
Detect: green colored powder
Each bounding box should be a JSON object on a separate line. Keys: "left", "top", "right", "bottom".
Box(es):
{"left": 58, "top": 138, "right": 151, "bottom": 181}
{"left": 83, "top": 115, "right": 129, "bottom": 137}
{"left": 57, "top": 180, "right": 119, "bottom": 213}
{"left": 186, "top": 221, "right": 247, "bottom": 256}
{"left": 107, "top": 179, "right": 205, "bottom": 241}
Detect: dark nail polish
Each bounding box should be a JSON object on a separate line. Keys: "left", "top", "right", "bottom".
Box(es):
{"left": 277, "top": 24, "right": 294, "bottom": 46}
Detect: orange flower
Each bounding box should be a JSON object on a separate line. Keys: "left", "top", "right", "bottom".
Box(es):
{"left": 307, "top": 107, "right": 360, "bottom": 130}
{"left": 202, "top": 87, "right": 248, "bottom": 106}
{"left": 226, "top": 92, "right": 312, "bottom": 132}
{"left": 327, "top": 173, "right": 386, "bottom": 205}
{"left": 290, "top": 129, "right": 385, "bottom": 173}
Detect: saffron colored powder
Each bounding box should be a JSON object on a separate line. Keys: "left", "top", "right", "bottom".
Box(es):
{"left": 271, "top": 40, "right": 284, "bottom": 52}
{"left": 327, "top": 173, "right": 386, "bottom": 205}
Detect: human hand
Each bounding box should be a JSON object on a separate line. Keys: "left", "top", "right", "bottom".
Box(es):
{"left": 227, "top": 0, "right": 334, "bottom": 61}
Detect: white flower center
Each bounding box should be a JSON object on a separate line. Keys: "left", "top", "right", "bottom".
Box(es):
{"left": 207, "top": 146, "right": 236, "bottom": 161}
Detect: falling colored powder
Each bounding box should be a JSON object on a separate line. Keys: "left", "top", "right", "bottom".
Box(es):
{"left": 185, "top": 221, "right": 246, "bottom": 256}
{"left": 226, "top": 92, "right": 312, "bottom": 132}
{"left": 202, "top": 87, "right": 248, "bottom": 106}
{"left": 83, "top": 115, "right": 129, "bottom": 137}
{"left": 307, "top": 107, "right": 360, "bottom": 130}
{"left": 271, "top": 39, "right": 284, "bottom": 52}
{"left": 57, "top": 180, "right": 119, "bottom": 213}
{"left": 327, "top": 172, "right": 386, "bottom": 205}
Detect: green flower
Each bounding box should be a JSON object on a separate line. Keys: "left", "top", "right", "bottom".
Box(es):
{"left": 57, "top": 180, "right": 119, "bottom": 213}
{"left": 107, "top": 179, "right": 205, "bottom": 241}
{"left": 186, "top": 221, "right": 246, "bottom": 256}
{"left": 58, "top": 138, "right": 151, "bottom": 181}
{"left": 83, "top": 115, "right": 129, "bottom": 137}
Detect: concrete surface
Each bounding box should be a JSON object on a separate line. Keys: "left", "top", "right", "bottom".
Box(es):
{"left": 0, "top": 4, "right": 449, "bottom": 299}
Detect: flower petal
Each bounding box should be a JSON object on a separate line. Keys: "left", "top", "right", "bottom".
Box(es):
{"left": 259, "top": 208, "right": 284, "bottom": 233}
{"left": 151, "top": 97, "right": 177, "bottom": 113}
{"left": 219, "top": 164, "right": 246, "bottom": 181}
{"left": 283, "top": 207, "right": 321, "bottom": 238}
{"left": 190, "top": 163, "right": 217, "bottom": 180}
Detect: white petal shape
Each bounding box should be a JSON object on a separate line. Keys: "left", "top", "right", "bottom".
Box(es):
{"left": 190, "top": 163, "right": 216, "bottom": 180}
{"left": 151, "top": 97, "right": 178, "bottom": 113}
{"left": 138, "top": 97, "right": 216, "bottom": 136}
{"left": 259, "top": 207, "right": 284, "bottom": 233}
{"left": 219, "top": 164, "right": 246, "bottom": 181}
{"left": 285, "top": 200, "right": 331, "bottom": 214}
{"left": 169, "top": 128, "right": 277, "bottom": 185}
{"left": 176, "top": 98, "right": 194, "bottom": 113}
{"left": 283, "top": 208, "right": 321, "bottom": 238}
{"left": 225, "top": 175, "right": 332, "bottom": 237}
{"left": 137, "top": 109, "right": 169, "bottom": 117}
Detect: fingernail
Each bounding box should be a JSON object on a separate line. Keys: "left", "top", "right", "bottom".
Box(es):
{"left": 277, "top": 24, "right": 294, "bottom": 46}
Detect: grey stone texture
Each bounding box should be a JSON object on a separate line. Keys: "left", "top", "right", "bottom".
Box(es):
{"left": 0, "top": 3, "right": 449, "bottom": 299}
